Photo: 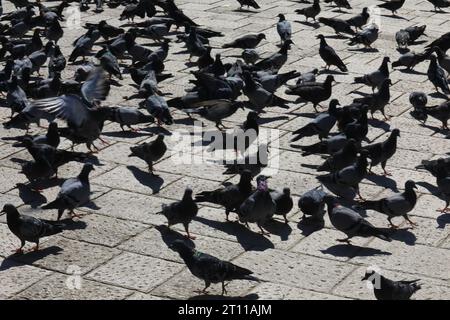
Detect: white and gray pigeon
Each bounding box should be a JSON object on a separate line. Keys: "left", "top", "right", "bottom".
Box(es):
{"left": 239, "top": 175, "right": 276, "bottom": 236}
{"left": 169, "top": 240, "right": 261, "bottom": 295}
{"left": 324, "top": 195, "right": 392, "bottom": 244}
{"left": 160, "top": 188, "right": 198, "bottom": 239}
{"left": 276, "top": 14, "right": 292, "bottom": 45}
{"left": 395, "top": 29, "right": 410, "bottom": 49}
{"left": 356, "top": 180, "right": 418, "bottom": 228}
{"left": 1, "top": 204, "right": 63, "bottom": 254}
{"left": 41, "top": 163, "right": 95, "bottom": 220}
{"left": 362, "top": 270, "right": 421, "bottom": 300}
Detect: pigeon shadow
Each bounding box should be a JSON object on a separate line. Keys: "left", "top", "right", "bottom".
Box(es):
{"left": 258, "top": 115, "right": 289, "bottom": 125}
{"left": 102, "top": 130, "right": 153, "bottom": 139}
{"left": 297, "top": 218, "right": 325, "bottom": 236}
{"left": 348, "top": 47, "right": 379, "bottom": 53}
{"left": 263, "top": 218, "right": 292, "bottom": 241}
{"left": 365, "top": 174, "right": 398, "bottom": 192}
{"left": 420, "top": 123, "right": 446, "bottom": 136}
{"left": 154, "top": 224, "right": 195, "bottom": 248}
{"left": 231, "top": 8, "right": 258, "bottom": 13}
{"left": 380, "top": 14, "right": 409, "bottom": 21}
{"left": 81, "top": 200, "right": 101, "bottom": 210}
{"left": 193, "top": 216, "right": 274, "bottom": 251}
{"left": 396, "top": 47, "right": 410, "bottom": 54}
{"left": 319, "top": 69, "right": 347, "bottom": 75}
{"left": 126, "top": 165, "right": 164, "bottom": 194}
{"left": 294, "top": 20, "right": 320, "bottom": 29}
{"left": 0, "top": 246, "right": 63, "bottom": 271}
{"left": 324, "top": 34, "right": 351, "bottom": 40}
{"left": 437, "top": 213, "right": 450, "bottom": 229}
{"left": 139, "top": 126, "right": 172, "bottom": 135}
{"left": 416, "top": 181, "right": 440, "bottom": 197}
{"left": 174, "top": 117, "right": 197, "bottom": 126}
{"left": 59, "top": 218, "right": 88, "bottom": 231}
{"left": 188, "top": 293, "right": 259, "bottom": 300}
{"left": 389, "top": 227, "right": 417, "bottom": 245}
{"left": 429, "top": 92, "right": 449, "bottom": 99}
{"left": 398, "top": 69, "right": 426, "bottom": 75}
{"left": 320, "top": 244, "right": 391, "bottom": 258}
{"left": 367, "top": 118, "right": 391, "bottom": 131}
{"left": 16, "top": 183, "right": 47, "bottom": 208}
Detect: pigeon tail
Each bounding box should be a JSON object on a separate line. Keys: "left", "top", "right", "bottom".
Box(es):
{"left": 357, "top": 199, "right": 382, "bottom": 212}
{"left": 391, "top": 60, "right": 402, "bottom": 68}
{"left": 359, "top": 223, "right": 392, "bottom": 242}
{"left": 41, "top": 198, "right": 66, "bottom": 210}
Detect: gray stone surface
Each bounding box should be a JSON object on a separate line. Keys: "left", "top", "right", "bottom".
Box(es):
{"left": 0, "top": 0, "right": 449, "bottom": 300}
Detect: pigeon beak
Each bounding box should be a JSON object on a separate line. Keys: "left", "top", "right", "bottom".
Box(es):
{"left": 361, "top": 276, "right": 367, "bottom": 281}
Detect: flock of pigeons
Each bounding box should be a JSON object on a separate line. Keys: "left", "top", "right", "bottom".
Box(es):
{"left": 0, "top": 0, "right": 449, "bottom": 300}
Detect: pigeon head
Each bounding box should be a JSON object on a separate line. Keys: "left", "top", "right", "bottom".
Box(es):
{"left": 328, "top": 99, "right": 340, "bottom": 110}
{"left": 79, "top": 163, "right": 95, "bottom": 179}
{"left": 322, "top": 194, "right": 336, "bottom": 208}
{"left": 325, "top": 75, "right": 335, "bottom": 84}
{"left": 0, "top": 204, "right": 18, "bottom": 218}
{"left": 405, "top": 180, "right": 417, "bottom": 190}
{"left": 362, "top": 7, "right": 369, "bottom": 14}
{"left": 283, "top": 187, "right": 291, "bottom": 196}
{"left": 390, "top": 128, "right": 400, "bottom": 138}
{"left": 48, "top": 122, "right": 58, "bottom": 132}
{"left": 155, "top": 133, "right": 165, "bottom": 142}
{"left": 232, "top": 101, "right": 245, "bottom": 110}
{"left": 283, "top": 39, "right": 294, "bottom": 47}
{"left": 22, "top": 137, "right": 34, "bottom": 148}
{"left": 169, "top": 240, "right": 194, "bottom": 256}
{"left": 258, "top": 33, "right": 267, "bottom": 40}
{"left": 183, "top": 188, "right": 194, "bottom": 199}
{"left": 316, "top": 34, "right": 325, "bottom": 40}
{"left": 247, "top": 111, "right": 259, "bottom": 121}
{"left": 383, "top": 56, "right": 391, "bottom": 63}
{"left": 240, "top": 169, "right": 253, "bottom": 181}
{"left": 99, "top": 20, "right": 107, "bottom": 27}
{"left": 256, "top": 175, "right": 270, "bottom": 191}
{"left": 278, "top": 14, "right": 286, "bottom": 21}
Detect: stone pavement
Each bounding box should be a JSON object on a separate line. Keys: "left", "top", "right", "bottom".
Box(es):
{"left": 1, "top": 0, "right": 450, "bottom": 300}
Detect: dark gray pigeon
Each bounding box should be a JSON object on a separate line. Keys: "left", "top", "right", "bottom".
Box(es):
{"left": 353, "top": 78, "right": 392, "bottom": 120}
{"left": 254, "top": 40, "right": 293, "bottom": 71}
{"left": 183, "top": 100, "right": 244, "bottom": 130}
{"left": 286, "top": 75, "right": 335, "bottom": 112}
{"left": 291, "top": 99, "right": 338, "bottom": 142}
{"left": 108, "top": 106, "right": 154, "bottom": 131}
{"left": 195, "top": 170, "right": 253, "bottom": 221}
{"left": 432, "top": 47, "right": 450, "bottom": 74}
{"left": 317, "top": 138, "right": 358, "bottom": 172}
{"left": 354, "top": 57, "right": 390, "bottom": 91}
{"left": 270, "top": 187, "right": 293, "bottom": 223}
{"left": 362, "top": 129, "right": 400, "bottom": 175}
{"left": 348, "top": 24, "right": 379, "bottom": 48}
{"left": 324, "top": 195, "right": 392, "bottom": 244}
{"left": 169, "top": 240, "right": 260, "bottom": 295}
{"left": 1, "top": 204, "right": 63, "bottom": 254}
{"left": 242, "top": 72, "right": 290, "bottom": 110}
{"left": 317, "top": 35, "right": 347, "bottom": 72}
{"left": 362, "top": 270, "right": 421, "bottom": 300}
{"left": 42, "top": 163, "right": 94, "bottom": 220}
{"left": 239, "top": 175, "right": 276, "bottom": 235}
{"left": 299, "top": 133, "right": 348, "bottom": 156}
{"left": 356, "top": 180, "right": 418, "bottom": 228}
{"left": 377, "top": 0, "right": 406, "bottom": 15}
{"left": 318, "top": 17, "right": 355, "bottom": 36}
{"left": 295, "top": 0, "right": 320, "bottom": 21}
{"left": 427, "top": 0, "right": 450, "bottom": 11}
{"left": 392, "top": 51, "right": 429, "bottom": 71}
{"left": 428, "top": 53, "right": 450, "bottom": 94}
{"left": 435, "top": 160, "right": 450, "bottom": 212}
{"left": 242, "top": 49, "right": 259, "bottom": 65}
{"left": 129, "top": 134, "right": 167, "bottom": 174}
{"left": 419, "top": 100, "right": 450, "bottom": 129}
{"left": 298, "top": 186, "right": 327, "bottom": 222}
{"left": 417, "top": 157, "right": 450, "bottom": 177}
{"left": 222, "top": 33, "right": 266, "bottom": 49}
{"left": 160, "top": 188, "right": 198, "bottom": 239}
{"left": 346, "top": 7, "right": 370, "bottom": 30}
{"left": 144, "top": 94, "right": 174, "bottom": 126}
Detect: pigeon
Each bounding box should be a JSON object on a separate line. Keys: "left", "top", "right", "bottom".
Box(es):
{"left": 29, "top": 68, "right": 111, "bottom": 152}
{"left": 108, "top": 106, "right": 154, "bottom": 131}
{"left": 432, "top": 47, "right": 450, "bottom": 74}
{"left": 427, "top": 0, "right": 450, "bottom": 11}
{"left": 197, "top": 47, "right": 214, "bottom": 69}
{"left": 404, "top": 25, "right": 427, "bottom": 44}
{"left": 395, "top": 29, "right": 410, "bottom": 49}
{"left": 317, "top": 35, "right": 347, "bottom": 72}
{"left": 295, "top": 0, "right": 321, "bottom": 21}
{"left": 361, "top": 129, "right": 400, "bottom": 175}
{"left": 270, "top": 187, "right": 293, "bottom": 223}
{"left": 169, "top": 240, "right": 261, "bottom": 295}
{"left": 425, "top": 32, "right": 450, "bottom": 54}
{"left": 286, "top": 75, "right": 335, "bottom": 111}
{"left": 119, "top": 2, "right": 146, "bottom": 21}
{"left": 417, "top": 157, "right": 450, "bottom": 177}
{"left": 409, "top": 91, "right": 428, "bottom": 109}
{"left": 48, "top": 45, "right": 66, "bottom": 78}
{"left": 144, "top": 94, "right": 173, "bottom": 126}
{"left": 427, "top": 54, "right": 450, "bottom": 94}
{"left": 353, "top": 78, "right": 392, "bottom": 120}
{"left": 242, "top": 49, "right": 259, "bottom": 65}
{"left": 378, "top": 0, "right": 406, "bottom": 15}
{"left": 160, "top": 188, "right": 198, "bottom": 239}
{"left": 184, "top": 27, "right": 208, "bottom": 61}
{"left": 317, "top": 151, "right": 369, "bottom": 199}
{"left": 236, "top": 0, "right": 260, "bottom": 9}
{"left": 12, "top": 122, "right": 60, "bottom": 148}
{"left": 349, "top": 24, "right": 379, "bottom": 48}
{"left": 45, "top": 19, "right": 63, "bottom": 45}
{"left": 356, "top": 180, "right": 418, "bottom": 228}
{"left": 354, "top": 57, "right": 390, "bottom": 91}
{"left": 435, "top": 159, "right": 450, "bottom": 212}
{"left": 222, "top": 33, "right": 266, "bottom": 49}
{"left": 255, "top": 70, "right": 299, "bottom": 93}
{"left": 129, "top": 134, "right": 167, "bottom": 174}
{"left": 291, "top": 99, "right": 338, "bottom": 142}
{"left": 239, "top": 175, "right": 276, "bottom": 235}
{"left": 323, "top": 0, "right": 352, "bottom": 10}
{"left": 362, "top": 270, "right": 421, "bottom": 300}
{"left": 42, "top": 163, "right": 95, "bottom": 220}
{"left": 0, "top": 204, "right": 63, "bottom": 254}
{"left": 299, "top": 133, "right": 348, "bottom": 155}
{"left": 323, "top": 195, "right": 392, "bottom": 243}
{"left": 184, "top": 100, "right": 244, "bottom": 130}
{"left": 419, "top": 100, "right": 450, "bottom": 129}
{"left": 343, "top": 105, "right": 369, "bottom": 143}
{"left": 391, "top": 51, "right": 429, "bottom": 70}
{"left": 96, "top": 46, "right": 122, "bottom": 80}
{"left": 242, "top": 71, "right": 290, "bottom": 110}
{"left": 298, "top": 186, "right": 328, "bottom": 221}
{"left": 222, "top": 142, "right": 269, "bottom": 175}
{"left": 317, "top": 138, "right": 358, "bottom": 172}
{"left": 254, "top": 39, "right": 293, "bottom": 71}
{"left": 195, "top": 170, "right": 253, "bottom": 221}
{"left": 277, "top": 14, "right": 292, "bottom": 45}
{"left": 6, "top": 76, "right": 30, "bottom": 117}
{"left": 318, "top": 17, "right": 355, "bottom": 36}
{"left": 98, "top": 20, "right": 124, "bottom": 40}
{"left": 346, "top": 7, "right": 370, "bottom": 30}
